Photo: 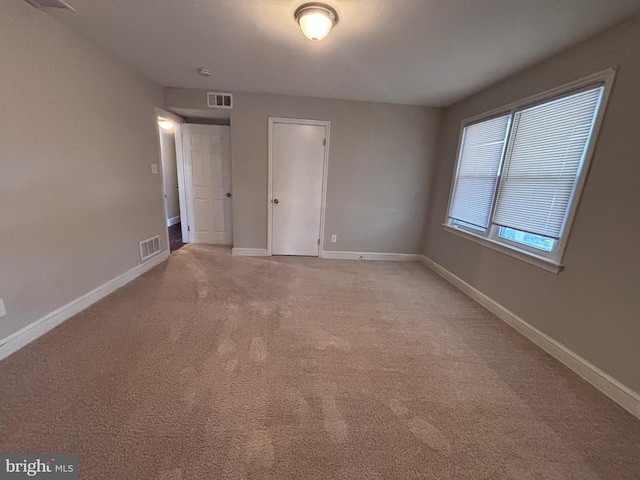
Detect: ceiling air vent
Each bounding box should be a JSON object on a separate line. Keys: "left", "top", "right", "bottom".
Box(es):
{"left": 139, "top": 235, "right": 161, "bottom": 262}
{"left": 23, "top": 0, "right": 75, "bottom": 11}
{"left": 207, "top": 92, "right": 233, "bottom": 109}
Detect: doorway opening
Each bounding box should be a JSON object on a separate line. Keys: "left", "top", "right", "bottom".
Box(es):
{"left": 157, "top": 114, "right": 185, "bottom": 252}
{"left": 156, "top": 109, "right": 234, "bottom": 250}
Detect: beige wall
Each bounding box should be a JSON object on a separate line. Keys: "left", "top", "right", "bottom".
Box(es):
{"left": 160, "top": 129, "right": 180, "bottom": 220}
{"left": 164, "top": 88, "right": 210, "bottom": 111}
{"left": 231, "top": 92, "right": 442, "bottom": 253}
{"left": 0, "top": 1, "right": 166, "bottom": 340}
{"left": 424, "top": 14, "right": 640, "bottom": 393}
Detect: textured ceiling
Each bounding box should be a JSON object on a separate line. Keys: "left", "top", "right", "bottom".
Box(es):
{"left": 47, "top": 0, "right": 640, "bottom": 106}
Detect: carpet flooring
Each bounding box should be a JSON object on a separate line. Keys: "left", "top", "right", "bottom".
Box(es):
{"left": 1, "top": 245, "right": 639, "bottom": 479}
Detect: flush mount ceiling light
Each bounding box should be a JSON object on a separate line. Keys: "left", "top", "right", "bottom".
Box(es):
{"left": 197, "top": 68, "right": 212, "bottom": 77}
{"left": 295, "top": 3, "right": 338, "bottom": 42}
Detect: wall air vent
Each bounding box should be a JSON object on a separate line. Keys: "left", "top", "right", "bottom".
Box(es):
{"left": 23, "top": 0, "right": 75, "bottom": 11}
{"left": 207, "top": 92, "right": 233, "bottom": 109}
{"left": 139, "top": 235, "right": 161, "bottom": 261}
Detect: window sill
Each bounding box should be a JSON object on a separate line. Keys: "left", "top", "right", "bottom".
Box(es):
{"left": 442, "top": 224, "right": 564, "bottom": 274}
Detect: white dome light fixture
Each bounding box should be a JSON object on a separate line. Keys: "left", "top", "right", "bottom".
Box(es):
{"left": 295, "top": 3, "right": 338, "bottom": 42}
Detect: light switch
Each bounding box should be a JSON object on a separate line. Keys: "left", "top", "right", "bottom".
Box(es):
{"left": 331, "top": 234, "right": 337, "bottom": 243}
{"left": 151, "top": 164, "right": 159, "bottom": 174}
{"left": 0, "top": 299, "right": 6, "bottom": 318}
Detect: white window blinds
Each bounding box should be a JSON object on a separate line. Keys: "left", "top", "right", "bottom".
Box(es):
{"left": 493, "top": 87, "right": 603, "bottom": 239}
{"left": 449, "top": 114, "right": 510, "bottom": 229}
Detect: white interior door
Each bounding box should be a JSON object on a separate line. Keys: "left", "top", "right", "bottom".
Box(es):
{"left": 271, "top": 122, "right": 327, "bottom": 256}
{"left": 182, "top": 124, "right": 233, "bottom": 245}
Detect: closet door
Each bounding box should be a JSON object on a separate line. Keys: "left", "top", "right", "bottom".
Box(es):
{"left": 271, "top": 122, "right": 327, "bottom": 256}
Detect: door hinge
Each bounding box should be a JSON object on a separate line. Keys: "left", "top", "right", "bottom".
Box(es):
{"left": 188, "top": 226, "right": 190, "bottom": 231}
{"left": 322, "top": 139, "right": 326, "bottom": 146}
{"left": 318, "top": 239, "right": 320, "bottom": 245}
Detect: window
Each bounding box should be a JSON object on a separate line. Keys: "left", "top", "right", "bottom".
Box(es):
{"left": 445, "top": 69, "right": 615, "bottom": 273}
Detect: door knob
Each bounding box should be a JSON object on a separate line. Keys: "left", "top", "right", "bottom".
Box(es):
{"left": 226, "top": 192, "right": 231, "bottom": 198}
{"left": 273, "top": 198, "right": 279, "bottom": 204}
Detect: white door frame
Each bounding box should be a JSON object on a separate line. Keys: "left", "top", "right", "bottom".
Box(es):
{"left": 154, "top": 107, "right": 186, "bottom": 249}
{"left": 267, "top": 117, "right": 331, "bottom": 257}
{"left": 174, "top": 122, "right": 190, "bottom": 243}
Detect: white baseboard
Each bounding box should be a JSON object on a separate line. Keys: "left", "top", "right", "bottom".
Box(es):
{"left": 0, "top": 250, "right": 170, "bottom": 362}
{"left": 230, "top": 249, "right": 421, "bottom": 261}
{"left": 320, "top": 251, "right": 423, "bottom": 261}
{"left": 231, "top": 248, "right": 269, "bottom": 257}
{"left": 419, "top": 255, "right": 640, "bottom": 420}
{"left": 166, "top": 216, "right": 181, "bottom": 227}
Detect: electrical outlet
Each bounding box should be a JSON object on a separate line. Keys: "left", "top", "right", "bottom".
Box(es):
{"left": 151, "top": 163, "right": 159, "bottom": 174}
{"left": 331, "top": 234, "right": 337, "bottom": 243}
{"left": 0, "top": 299, "right": 6, "bottom": 318}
